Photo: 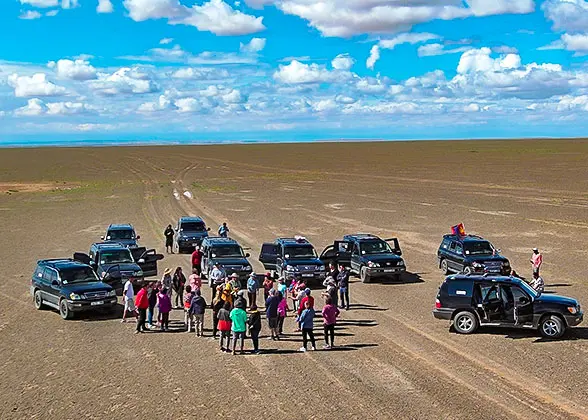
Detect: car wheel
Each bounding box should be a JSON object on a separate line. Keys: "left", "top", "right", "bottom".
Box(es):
{"left": 59, "top": 299, "right": 72, "bottom": 320}
{"left": 33, "top": 290, "right": 44, "bottom": 310}
{"left": 440, "top": 259, "right": 450, "bottom": 275}
{"left": 463, "top": 265, "right": 473, "bottom": 275}
{"left": 453, "top": 311, "right": 478, "bottom": 334}
{"left": 539, "top": 315, "right": 565, "bottom": 339}
{"left": 360, "top": 266, "right": 370, "bottom": 283}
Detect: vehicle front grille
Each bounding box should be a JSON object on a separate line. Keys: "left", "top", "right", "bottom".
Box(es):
{"left": 383, "top": 261, "right": 398, "bottom": 267}
{"left": 120, "top": 271, "right": 135, "bottom": 278}
{"left": 84, "top": 291, "right": 109, "bottom": 300}
{"left": 483, "top": 261, "right": 502, "bottom": 272}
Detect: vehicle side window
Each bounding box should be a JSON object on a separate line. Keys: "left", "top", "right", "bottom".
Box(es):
{"left": 447, "top": 280, "right": 473, "bottom": 297}
{"left": 41, "top": 267, "right": 52, "bottom": 283}
{"left": 33, "top": 266, "right": 44, "bottom": 280}
{"left": 49, "top": 270, "right": 59, "bottom": 284}
{"left": 441, "top": 238, "right": 451, "bottom": 249}
{"left": 449, "top": 241, "right": 457, "bottom": 252}
{"left": 481, "top": 284, "right": 499, "bottom": 301}
{"left": 353, "top": 243, "right": 360, "bottom": 255}
{"left": 511, "top": 286, "right": 530, "bottom": 302}
{"left": 455, "top": 243, "right": 463, "bottom": 255}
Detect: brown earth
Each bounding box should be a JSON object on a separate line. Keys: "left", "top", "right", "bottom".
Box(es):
{"left": 0, "top": 139, "right": 587, "bottom": 419}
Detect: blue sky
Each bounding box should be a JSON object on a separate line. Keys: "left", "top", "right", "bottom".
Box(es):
{"left": 1, "top": 0, "right": 588, "bottom": 145}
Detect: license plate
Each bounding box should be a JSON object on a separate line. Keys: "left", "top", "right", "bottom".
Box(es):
{"left": 384, "top": 269, "right": 396, "bottom": 273}
{"left": 91, "top": 301, "right": 104, "bottom": 306}
{"left": 302, "top": 273, "right": 314, "bottom": 277}
{"left": 192, "top": 243, "right": 198, "bottom": 246}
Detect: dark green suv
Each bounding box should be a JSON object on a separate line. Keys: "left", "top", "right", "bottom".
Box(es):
{"left": 30, "top": 258, "right": 117, "bottom": 320}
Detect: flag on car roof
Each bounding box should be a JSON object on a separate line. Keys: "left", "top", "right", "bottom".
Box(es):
{"left": 451, "top": 223, "right": 466, "bottom": 236}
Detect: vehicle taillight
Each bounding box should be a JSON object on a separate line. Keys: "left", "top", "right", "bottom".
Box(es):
{"left": 435, "top": 299, "right": 441, "bottom": 309}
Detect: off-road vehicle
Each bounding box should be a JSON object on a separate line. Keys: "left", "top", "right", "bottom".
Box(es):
{"left": 433, "top": 274, "right": 583, "bottom": 339}
{"left": 320, "top": 234, "right": 406, "bottom": 283}
{"left": 259, "top": 236, "right": 326, "bottom": 285}
{"left": 200, "top": 237, "right": 252, "bottom": 287}
{"left": 437, "top": 234, "right": 510, "bottom": 276}
{"left": 30, "top": 258, "right": 117, "bottom": 320}
{"left": 175, "top": 216, "right": 211, "bottom": 253}
{"left": 101, "top": 223, "right": 140, "bottom": 248}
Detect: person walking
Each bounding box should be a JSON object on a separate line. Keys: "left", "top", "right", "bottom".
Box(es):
{"left": 147, "top": 281, "right": 159, "bottom": 329}
{"left": 217, "top": 301, "right": 232, "bottom": 352}
{"left": 218, "top": 222, "right": 230, "bottom": 238}
{"left": 266, "top": 289, "right": 280, "bottom": 340}
{"left": 262, "top": 273, "right": 274, "bottom": 302}
{"left": 190, "top": 289, "right": 207, "bottom": 337}
{"left": 299, "top": 300, "right": 316, "bottom": 352}
{"left": 230, "top": 303, "right": 248, "bottom": 355}
{"left": 209, "top": 263, "right": 224, "bottom": 301}
{"left": 158, "top": 287, "right": 172, "bottom": 331}
{"left": 247, "top": 304, "right": 262, "bottom": 354}
{"left": 135, "top": 283, "right": 149, "bottom": 334}
{"left": 121, "top": 278, "right": 138, "bottom": 323}
{"left": 246, "top": 273, "right": 258, "bottom": 309}
{"left": 191, "top": 246, "right": 203, "bottom": 275}
{"left": 164, "top": 224, "right": 175, "bottom": 254}
{"left": 530, "top": 248, "right": 543, "bottom": 276}
{"left": 184, "top": 285, "right": 195, "bottom": 332}
{"left": 322, "top": 297, "right": 340, "bottom": 349}
{"left": 337, "top": 263, "right": 350, "bottom": 310}
{"left": 172, "top": 267, "right": 186, "bottom": 309}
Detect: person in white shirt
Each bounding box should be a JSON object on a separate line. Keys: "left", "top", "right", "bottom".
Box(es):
{"left": 121, "top": 279, "right": 137, "bottom": 323}
{"left": 209, "top": 263, "right": 225, "bottom": 301}
{"left": 531, "top": 272, "right": 544, "bottom": 293}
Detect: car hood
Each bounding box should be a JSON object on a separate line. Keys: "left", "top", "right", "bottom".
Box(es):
{"left": 362, "top": 253, "right": 403, "bottom": 263}
{"left": 98, "top": 262, "right": 142, "bottom": 274}
{"left": 213, "top": 258, "right": 249, "bottom": 266}
{"left": 536, "top": 293, "right": 578, "bottom": 307}
{"left": 284, "top": 258, "right": 323, "bottom": 266}
{"left": 467, "top": 255, "right": 508, "bottom": 263}
{"left": 179, "top": 231, "right": 208, "bottom": 238}
{"left": 114, "top": 239, "right": 138, "bottom": 247}
{"left": 61, "top": 281, "right": 113, "bottom": 294}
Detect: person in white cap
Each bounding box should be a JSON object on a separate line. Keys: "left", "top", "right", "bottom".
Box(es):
{"left": 209, "top": 263, "right": 224, "bottom": 301}
{"left": 530, "top": 248, "right": 543, "bottom": 276}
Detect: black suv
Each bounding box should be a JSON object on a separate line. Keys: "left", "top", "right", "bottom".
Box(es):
{"left": 200, "top": 237, "right": 252, "bottom": 287}
{"left": 320, "top": 234, "right": 406, "bottom": 283}
{"left": 259, "top": 237, "right": 326, "bottom": 285}
{"left": 101, "top": 223, "right": 140, "bottom": 248}
{"left": 433, "top": 274, "right": 583, "bottom": 339}
{"left": 31, "top": 258, "right": 117, "bottom": 320}
{"left": 175, "top": 216, "right": 211, "bottom": 253}
{"left": 74, "top": 242, "right": 163, "bottom": 293}
{"left": 437, "top": 234, "right": 510, "bottom": 276}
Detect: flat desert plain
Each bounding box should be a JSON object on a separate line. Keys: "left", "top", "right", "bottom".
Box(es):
{"left": 0, "top": 139, "right": 587, "bottom": 419}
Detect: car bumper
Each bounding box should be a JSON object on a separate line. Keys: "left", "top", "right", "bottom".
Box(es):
{"left": 433, "top": 308, "right": 453, "bottom": 320}
{"left": 66, "top": 298, "right": 118, "bottom": 312}
{"left": 177, "top": 239, "right": 205, "bottom": 247}
{"left": 286, "top": 272, "right": 326, "bottom": 281}
{"left": 565, "top": 311, "right": 583, "bottom": 327}
{"left": 367, "top": 267, "right": 406, "bottom": 277}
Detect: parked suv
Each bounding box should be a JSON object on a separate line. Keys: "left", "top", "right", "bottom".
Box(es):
{"left": 31, "top": 258, "right": 117, "bottom": 320}
{"left": 74, "top": 242, "right": 163, "bottom": 294}
{"left": 259, "top": 237, "right": 326, "bottom": 285}
{"left": 200, "top": 237, "right": 252, "bottom": 287}
{"left": 101, "top": 223, "right": 140, "bottom": 248}
{"left": 175, "top": 216, "right": 211, "bottom": 253}
{"left": 433, "top": 274, "right": 583, "bottom": 339}
{"left": 320, "top": 234, "right": 406, "bottom": 283}
{"left": 437, "top": 234, "right": 510, "bottom": 276}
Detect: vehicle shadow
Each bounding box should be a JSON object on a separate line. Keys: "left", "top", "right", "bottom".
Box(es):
{"left": 335, "top": 319, "right": 378, "bottom": 327}
{"left": 347, "top": 303, "right": 389, "bottom": 312}
{"left": 475, "top": 326, "right": 588, "bottom": 342}
{"left": 381, "top": 272, "right": 425, "bottom": 285}
{"left": 546, "top": 283, "right": 572, "bottom": 288}
{"left": 77, "top": 305, "right": 124, "bottom": 322}
{"left": 257, "top": 343, "right": 378, "bottom": 355}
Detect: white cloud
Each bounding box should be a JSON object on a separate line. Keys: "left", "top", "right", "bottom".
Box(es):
{"left": 463, "top": 103, "right": 480, "bottom": 112}
{"left": 138, "top": 94, "right": 175, "bottom": 112}
{"left": 176, "top": 0, "right": 265, "bottom": 35}
{"left": 379, "top": 32, "right": 440, "bottom": 50}
{"left": 356, "top": 77, "right": 388, "bottom": 93}
{"left": 542, "top": 0, "right": 588, "bottom": 32}
{"left": 273, "top": 60, "right": 350, "bottom": 84}
{"left": 8, "top": 73, "right": 67, "bottom": 97}
{"left": 97, "top": 0, "right": 114, "bottom": 13}
{"left": 562, "top": 33, "right": 588, "bottom": 52}
{"left": 48, "top": 59, "right": 97, "bottom": 80}
{"left": 331, "top": 54, "right": 355, "bottom": 70}
{"left": 90, "top": 67, "right": 157, "bottom": 95}
{"left": 457, "top": 48, "right": 521, "bottom": 74}
{"left": 312, "top": 99, "right": 337, "bottom": 112}
{"left": 123, "top": 0, "right": 183, "bottom": 21}
{"left": 15, "top": 98, "right": 47, "bottom": 116}
{"left": 19, "top": 11, "right": 42, "bottom": 19}
{"left": 14, "top": 98, "right": 91, "bottom": 116}
{"left": 418, "top": 43, "right": 471, "bottom": 57}
{"left": 171, "top": 67, "right": 229, "bottom": 79}
{"left": 61, "top": 0, "right": 79, "bottom": 9}
{"left": 466, "top": 0, "right": 534, "bottom": 16}
{"left": 19, "top": 0, "right": 59, "bottom": 7}
{"left": 366, "top": 45, "right": 380, "bottom": 70}
{"left": 222, "top": 89, "right": 245, "bottom": 103}
{"left": 160, "top": 37, "right": 174, "bottom": 44}
{"left": 46, "top": 9, "right": 59, "bottom": 16}
{"left": 240, "top": 37, "right": 266, "bottom": 53}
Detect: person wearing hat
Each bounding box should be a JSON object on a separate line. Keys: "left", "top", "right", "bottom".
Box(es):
{"left": 321, "top": 277, "right": 338, "bottom": 309}
{"left": 530, "top": 248, "right": 543, "bottom": 276}
{"left": 229, "top": 272, "right": 240, "bottom": 291}
{"left": 262, "top": 272, "right": 274, "bottom": 302}
{"left": 247, "top": 273, "right": 259, "bottom": 309}
{"left": 234, "top": 289, "right": 247, "bottom": 310}
{"left": 209, "top": 263, "right": 224, "bottom": 301}
{"left": 161, "top": 268, "right": 173, "bottom": 300}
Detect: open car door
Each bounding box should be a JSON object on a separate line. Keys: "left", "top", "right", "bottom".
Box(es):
{"left": 136, "top": 248, "right": 164, "bottom": 278}
{"left": 259, "top": 243, "right": 278, "bottom": 271}
{"left": 384, "top": 238, "right": 402, "bottom": 256}
{"left": 480, "top": 284, "right": 504, "bottom": 322}
{"left": 320, "top": 241, "right": 352, "bottom": 267}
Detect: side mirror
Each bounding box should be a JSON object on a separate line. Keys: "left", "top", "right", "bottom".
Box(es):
{"left": 51, "top": 280, "right": 59, "bottom": 286}
{"left": 136, "top": 235, "right": 141, "bottom": 240}
{"left": 100, "top": 236, "right": 104, "bottom": 240}
{"left": 138, "top": 258, "right": 145, "bottom": 264}
{"left": 245, "top": 253, "right": 250, "bottom": 258}
{"left": 519, "top": 297, "right": 529, "bottom": 304}
{"left": 207, "top": 227, "right": 211, "bottom": 231}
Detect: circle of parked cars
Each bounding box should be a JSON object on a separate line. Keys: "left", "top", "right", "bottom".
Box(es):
{"left": 30, "top": 218, "right": 583, "bottom": 339}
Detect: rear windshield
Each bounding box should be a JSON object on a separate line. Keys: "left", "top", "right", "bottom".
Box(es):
{"left": 464, "top": 241, "right": 494, "bottom": 256}
{"left": 284, "top": 245, "right": 317, "bottom": 259}
{"left": 107, "top": 229, "right": 134, "bottom": 240}
{"left": 212, "top": 245, "right": 244, "bottom": 258}
{"left": 99, "top": 249, "right": 134, "bottom": 264}
{"left": 60, "top": 267, "right": 99, "bottom": 284}
{"left": 181, "top": 222, "right": 206, "bottom": 231}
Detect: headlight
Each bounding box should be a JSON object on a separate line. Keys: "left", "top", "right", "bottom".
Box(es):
{"left": 243, "top": 265, "right": 252, "bottom": 271}
{"left": 367, "top": 261, "right": 380, "bottom": 268}
{"left": 472, "top": 262, "right": 483, "bottom": 268}
{"left": 108, "top": 290, "right": 117, "bottom": 297}
{"left": 568, "top": 306, "right": 578, "bottom": 314}
{"left": 134, "top": 270, "right": 143, "bottom": 277}
{"left": 69, "top": 293, "right": 82, "bottom": 300}
{"left": 286, "top": 265, "right": 295, "bottom": 272}
{"left": 317, "top": 265, "right": 325, "bottom": 271}
{"left": 398, "top": 260, "right": 405, "bottom": 266}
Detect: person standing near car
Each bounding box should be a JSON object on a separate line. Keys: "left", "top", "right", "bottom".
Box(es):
{"left": 531, "top": 272, "right": 545, "bottom": 293}
{"left": 147, "top": 281, "right": 159, "bottom": 329}
{"left": 191, "top": 246, "right": 203, "bottom": 275}
{"left": 246, "top": 273, "right": 258, "bottom": 308}
{"left": 218, "top": 222, "right": 230, "bottom": 238}
{"left": 322, "top": 297, "right": 340, "bottom": 349}
{"left": 530, "top": 248, "right": 543, "bottom": 276}
{"left": 164, "top": 224, "right": 174, "bottom": 254}
{"left": 337, "top": 264, "right": 350, "bottom": 310}
{"left": 172, "top": 267, "right": 186, "bottom": 309}
{"left": 327, "top": 262, "right": 339, "bottom": 282}
{"left": 209, "top": 263, "right": 225, "bottom": 301}
{"left": 135, "top": 283, "right": 150, "bottom": 334}
{"left": 121, "top": 278, "right": 138, "bottom": 323}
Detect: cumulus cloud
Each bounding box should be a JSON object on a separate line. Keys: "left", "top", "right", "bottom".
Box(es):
{"left": 331, "top": 54, "right": 355, "bottom": 70}
{"left": 562, "top": 33, "right": 588, "bottom": 52}
{"left": 171, "top": 67, "right": 229, "bottom": 79}
{"left": 90, "top": 67, "right": 158, "bottom": 95}
{"left": 160, "top": 38, "right": 174, "bottom": 44}
{"left": 123, "top": 0, "right": 183, "bottom": 21}
{"left": 240, "top": 37, "right": 266, "bottom": 53}
{"left": 14, "top": 98, "right": 91, "bottom": 116}
{"left": 542, "top": 0, "right": 588, "bottom": 32}
{"left": 19, "top": 10, "right": 42, "bottom": 19}
{"left": 48, "top": 59, "right": 97, "bottom": 80}
{"left": 97, "top": 0, "right": 114, "bottom": 13}
{"left": 273, "top": 60, "right": 351, "bottom": 84}
{"left": 379, "top": 32, "right": 440, "bottom": 50}
{"left": 418, "top": 43, "right": 471, "bottom": 57}
{"left": 366, "top": 45, "right": 380, "bottom": 70}
{"left": 19, "top": 0, "right": 59, "bottom": 7}
{"left": 463, "top": 103, "right": 480, "bottom": 112}
{"left": 14, "top": 98, "right": 47, "bottom": 116}
{"left": 8, "top": 73, "right": 67, "bottom": 97}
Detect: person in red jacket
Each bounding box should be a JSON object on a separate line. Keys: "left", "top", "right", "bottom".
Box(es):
{"left": 135, "top": 283, "right": 150, "bottom": 334}
{"left": 298, "top": 288, "right": 314, "bottom": 316}
{"left": 191, "top": 246, "right": 203, "bottom": 275}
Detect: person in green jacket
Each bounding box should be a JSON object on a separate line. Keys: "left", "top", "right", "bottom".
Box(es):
{"left": 230, "top": 305, "right": 248, "bottom": 355}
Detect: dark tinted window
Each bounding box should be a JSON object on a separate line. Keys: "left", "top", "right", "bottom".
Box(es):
{"left": 106, "top": 229, "right": 133, "bottom": 240}
{"left": 60, "top": 267, "right": 99, "bottom": 284}
{"left": 42, "top": 267, "right": 52, "bottom": 282}
{"left": 455, "top": 243, "right": 464, "bottom": 255}
{"left": 283, "top": 245, "right": 317, "bottom": 259}
{"left": 464, "top": 241, "right": 493, "bottom": 256}
{"left": 440, "top": 238, "right": 451, "bottom": 250}
{"left": 447, "top": 280, "right": 473, "bottom": 297}
{"left": 180, "top": 222, "right": 206, "bottom": 231}
{"left": 211, "top": 245, "right": 243, "bottom": 258}
{"left": 48, "top": 270, "right": 58, "bottom": 284}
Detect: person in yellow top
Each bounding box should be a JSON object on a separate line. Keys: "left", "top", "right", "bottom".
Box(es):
{"left": 220, "top": 282, "right": 234, "bottom": 307}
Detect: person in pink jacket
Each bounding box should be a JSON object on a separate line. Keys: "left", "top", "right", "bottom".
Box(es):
{"left": 277, "top": 291, "right": 288, "bottom": 335}
{"left": 321, "top": 297, "right": 340, "bottom": 350}
{"left": 157, "top": 288, "right": 172, "bottom": 331}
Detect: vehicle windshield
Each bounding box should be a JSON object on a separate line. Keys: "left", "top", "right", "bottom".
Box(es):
{"left": 284, "top": 245, "right": 317, "bottom": 259}
{"left": 518, "top": 279, "right": 539, "bottom": 298}
{"left": 464, "top": 241, "right": 494, "bottom": 256}
{"left": 99, "top": 249, "right": 134, "bottom": 264}
{"left": 106, "top": 229, "right": 133, "bottom": 240}
{"left": 181, "top": 222, "right": 206, "bottom": 232}
{"left": 60, "top": 267, "right": 99, "bottom": 284}
{"left": 360, "top": 240, "right": 394, "bottom": 255}
{"left": 212, "top": 245, "right": 244, "bottom": 258}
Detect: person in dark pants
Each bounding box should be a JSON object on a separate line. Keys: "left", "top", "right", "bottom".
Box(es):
{"left": 164, "top": 224, "right": 174, "bottom": 254}
{"left": 246, "top": 273, "right": 258, "bottom": 308}
{"left": 337, "top": 263, "right": 350, "bottom": 310}
{"left": 135, "top": 283, "right": 150, "bottom": 334}
{"left": 147, "top": 281, "right": 159, "bottom": 329}
{"left": 191, "top": 246, "right": 203, "bottom": 275}
{"left": 212, "top": 288, "right": 224, "bottom": 339}
{"left": 247, "top": 304, "right": 262, "bottom": 354}
{"left": 327, "top": 262, "right": 339, "bottom": 282}
{"left": 321, "top": 297, "right": 340, "bottom": 349}
{"left": 172, "top": 267, "right": 186, "bottom": 309}
{"left": 298, "top": 300, "right": 316, "bottom": 352}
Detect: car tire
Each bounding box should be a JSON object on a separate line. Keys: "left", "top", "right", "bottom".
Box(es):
{"left": 360, "top": 266, "right": 370, "bottom": 283}
{"left": 33, "top": 290, "right": 45, "bottom": 310}
{"left": 453, "top": 311, "right": 478, "bottom": 334}
{"left": 440, "top": 259, "right": 450, "bottom": 275}
{"left": 539, "top": 315, "right": 565, "bottom": 339}
{"left": 463, "top": 265, "right": 473, "bottom": 275}
{"left": 59, "top": 299, "right": 72, "bottom": 320}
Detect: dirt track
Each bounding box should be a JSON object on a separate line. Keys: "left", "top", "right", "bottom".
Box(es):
{"left": 0, "top": 140, "right": 587, "bottom": 419}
